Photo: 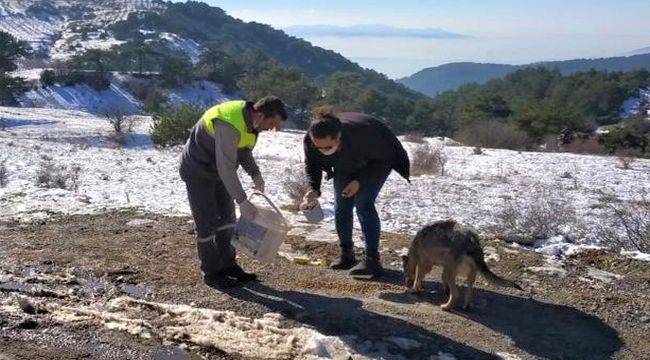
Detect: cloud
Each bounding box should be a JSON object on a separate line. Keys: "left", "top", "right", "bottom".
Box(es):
{"left": 283, "top": 24, "right": 467, "bottom": 39}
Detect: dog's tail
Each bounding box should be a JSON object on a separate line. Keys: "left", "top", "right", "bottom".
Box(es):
{"left": 469, "top": 250, "right": 522, "bottom": 290}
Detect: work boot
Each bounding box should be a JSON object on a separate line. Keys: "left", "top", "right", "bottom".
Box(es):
{"left": 330, "top": 247, "right": 356, "bottom": 270}
{"left": 203, "top": 274, "right": 241, "bottom": 290}
{"left": 221, "top": 263, "right": 258, "bottom": 283}
{"left": 349, "top": 252, "right": 383, "bottom": 279}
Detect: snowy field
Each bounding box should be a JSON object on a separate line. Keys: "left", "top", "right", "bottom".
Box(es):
{"left": 1, "top": 106, "right": 649, "bottom": 261}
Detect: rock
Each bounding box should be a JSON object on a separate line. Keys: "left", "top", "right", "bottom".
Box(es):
{"left": 126, "top": 219, "right": 156, "bottom": 227}
{"left": 17, "top": 318, "right": 38, "bottom": 329}
{"left": 75, "top": 195, "right": 91, "bottom": 204}
{"left": 18, "top": 298, "right": 37, "bottom": 314}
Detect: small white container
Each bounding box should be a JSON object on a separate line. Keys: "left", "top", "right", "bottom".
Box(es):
{"left": 232, "top": 192, "right": 288, "bottom": 262}
{"left": 302, "top": 201, "right": 324, "bottom": 223}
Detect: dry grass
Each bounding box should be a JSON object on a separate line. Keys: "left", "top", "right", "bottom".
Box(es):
{"left": 411, "top": 143, "right": 447, "bottom": 176}
{"left": 562, "top": 138, "right": 606, "bottom": 155}
{"left": 615, "top": 150, "right": 636, "bottom": 170}
{"left": 455, "top": 121, "right": 533, "bottom": 151}
{"left": 492, "top": 185, "right": 577, "bottom": 244}
{"left": 0, "top": 161, "right": 7, "bottom": 187}
{"left": 35, "top": 161, "right": 81, "bottom": 191}
{"left": 282, "top": 164, "right": 311, "bottom": 206}
{"left": 403, "top": 132, "right": 425, "bottom": 144}
{"left": 595, "top": 191, "right": 650, "bottom": 252}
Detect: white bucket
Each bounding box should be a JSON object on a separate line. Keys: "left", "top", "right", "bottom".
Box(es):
{"left": 231, "top": 192, "right": 288, "bottom": 262}
{"left": 301, "top": 201, "right": 324, "bottom": 223}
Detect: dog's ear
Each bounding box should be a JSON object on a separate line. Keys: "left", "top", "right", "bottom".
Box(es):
{"left": 401, "top": 255, "right": 408, "bottom": 263}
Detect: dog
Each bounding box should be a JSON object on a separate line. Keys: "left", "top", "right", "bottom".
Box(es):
{"left": 401, "top": 219, "right": 522, "bottom": 311}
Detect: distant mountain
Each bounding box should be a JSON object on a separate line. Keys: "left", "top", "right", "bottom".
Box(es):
{"left": 284, "top": 24, "right": 466, "bottom": 39}
{"left": 625, "top": 46, "right": 650, "bottom": 56}
{"left": 0, "top": 0, "right": 420, "bottom": 99}
{"left": 398, "top": 53, "right": 650, "bottom": 97}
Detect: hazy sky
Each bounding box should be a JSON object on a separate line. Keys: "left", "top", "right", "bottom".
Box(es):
{"left": 192, "top": 0, "right": 650, "bottom": 78}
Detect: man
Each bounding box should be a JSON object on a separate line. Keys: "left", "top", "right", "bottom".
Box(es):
{"left": 180, "top": 96, "right": 287, "bottom": 289}
{"left": 301, "top": 107, "right": 410, "bottom": 278}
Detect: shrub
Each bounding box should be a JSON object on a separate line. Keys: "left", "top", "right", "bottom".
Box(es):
{"left": 36, "top": 161, "right": 80, "bottom": 191}
{"left": 595, "top": 191, "right": 649, "bottom": 252}
{"left": 282, "top": 164, "right": 310, "bottom": 206}
{"left": 455, "top": 120, "right": 533, "bottom": 151}
{"left": 615, "top": 149, "right": 635, "bottom": 170}
{"left": 105, "top": 113, "right": 134, "bottom": 146}
{"left": 562, "top": 137, "right": 606, "bottom": 155}
{"left": 143, "top": 88, "right": 169, "bottom": 114}
{"left": 0, "top": 161, "right": 7, "bottom": 187}
{"left": 39, "top": 69, "right": 56, "bottom": 87}
{"left": 492, "top": 185, "right": 577, "bottom": 244}
{"left": 150, "top": 105, "right": 202, "bottom": 147}
{"left": 411, "top": 143, "right": 447, "bottom": 176}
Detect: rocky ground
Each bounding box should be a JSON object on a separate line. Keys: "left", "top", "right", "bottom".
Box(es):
{"left": 0, "top": 211, "right": 648, "bottom": 359}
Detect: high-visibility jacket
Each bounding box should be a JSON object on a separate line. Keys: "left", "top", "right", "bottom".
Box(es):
{"left": 201, "top": 100, "right": 257, "bottom": 149}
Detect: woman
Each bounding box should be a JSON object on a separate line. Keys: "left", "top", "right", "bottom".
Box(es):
{"left": 301, "top": 107, "right": 410, "bottom": 278}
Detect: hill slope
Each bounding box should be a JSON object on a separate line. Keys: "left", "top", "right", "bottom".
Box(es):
{"left": 399, "top": 53, "right": 650, "bottom": 97}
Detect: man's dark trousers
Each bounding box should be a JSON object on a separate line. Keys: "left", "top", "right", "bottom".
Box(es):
{"left": 182, "top": 174, "right": 237, "bottom": 276}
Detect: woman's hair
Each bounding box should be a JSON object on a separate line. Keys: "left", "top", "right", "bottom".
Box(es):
{"left": 309, "top": 106, "right": 341, "bottom": 139}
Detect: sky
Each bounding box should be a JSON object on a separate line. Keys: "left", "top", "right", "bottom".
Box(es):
{"left": 191, "top": 0, "right": 650, "bottom": 78}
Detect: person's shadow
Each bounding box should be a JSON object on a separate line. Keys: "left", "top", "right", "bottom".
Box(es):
{"left": 376, "top": 270, "right": 622, "bottom": 360}
{"left": 224, "top": 281, "right": 497, "bottom": 359}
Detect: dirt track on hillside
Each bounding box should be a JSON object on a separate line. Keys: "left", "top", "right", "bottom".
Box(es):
{"left": 1, "top": 211, "right": 648, "bottom": 359}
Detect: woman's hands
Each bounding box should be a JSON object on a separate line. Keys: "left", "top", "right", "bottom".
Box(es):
{"left": 300, "top": 189, "right": 320, "bottom": 210}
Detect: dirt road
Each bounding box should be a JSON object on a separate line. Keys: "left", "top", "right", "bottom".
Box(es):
{"left": 1, "top": 211, "right": 648, "bottom": 359}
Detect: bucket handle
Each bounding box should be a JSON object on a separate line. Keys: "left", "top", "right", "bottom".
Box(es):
{"left": 249, "top": 191, "right": 288, "bottom": 228}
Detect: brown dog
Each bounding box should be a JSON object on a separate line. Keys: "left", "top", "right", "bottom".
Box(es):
{"left": 401, "top": 219, "right": 522, "bottom": 311}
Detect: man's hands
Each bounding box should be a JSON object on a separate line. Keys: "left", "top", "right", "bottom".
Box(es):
{"left": 239, "top": 200, "right": 258, "bottom": 221}
{"left": 252, "top": 175, "right": 265, "bottom": 193}
{"left": 300, "top": 189, "right": 319, "bottom": 210}
{"left": 341, "top": 180, "right": 360, "bottom": 198}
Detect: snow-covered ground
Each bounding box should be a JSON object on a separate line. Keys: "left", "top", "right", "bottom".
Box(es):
{"left": 15, "top": 73, "right": 229, "bottom": 115}
{"left": 620, "top": 87, "right": 650, "bottom": 119}
{"left": 2, "top": 107, "right": 649, "bottom": 262}
{"left": 18, "top": 81, "right": 141, "bottom": 115}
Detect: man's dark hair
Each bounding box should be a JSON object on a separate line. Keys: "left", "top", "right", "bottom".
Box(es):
{"left": 309, "top": 106, "right": 341, "bottom": 139}
{"left": 254, "top": 96, "right": 287, "bottom": 120}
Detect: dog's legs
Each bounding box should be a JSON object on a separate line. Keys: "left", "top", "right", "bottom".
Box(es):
{"left": 413, "top": 264, "right": 427, "bottom": 292}
{"left": 441, "top": 264, "right": 459, "bottom": 311}
{"left": 463, "top": 264, "right": 477, "bottom": 310}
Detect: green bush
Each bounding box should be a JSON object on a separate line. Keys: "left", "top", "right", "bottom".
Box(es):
{"left": 601, "top": 117, "right": 650, "bottom": 157}
{"left": 150, "top": 105, "right": 203, "bottom": 147}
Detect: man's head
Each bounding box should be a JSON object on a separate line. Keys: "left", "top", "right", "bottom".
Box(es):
{"left": 252, "top": 96, "right": 287, "bottom": 131}
{"left": 308, "top": 106, "right": 342, "bottom": 156}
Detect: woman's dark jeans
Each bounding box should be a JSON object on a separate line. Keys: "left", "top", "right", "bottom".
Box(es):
{"left": 333, "top": 169, "right": 391, "bottom": 255}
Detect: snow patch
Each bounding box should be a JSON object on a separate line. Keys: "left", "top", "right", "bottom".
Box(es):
{"left": 621, "top": 250, "right": 650, "bottom": 262}
{"left": 47, "top": 296, "right": 366, "bottom": 359}
{"left": 526, "top": 258, "right": 567, "bottom": 278}
{"left": 584, "top": 267, "right": 623, "bottom": 284}
{"left": 126, "top": 218, "right": 156, "bottom": 227}
{"left": 18, "top": 82, "right": 141, "bottom": 115}
{"left": 167, "top": 81, "right": 230, "bottom": 109}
